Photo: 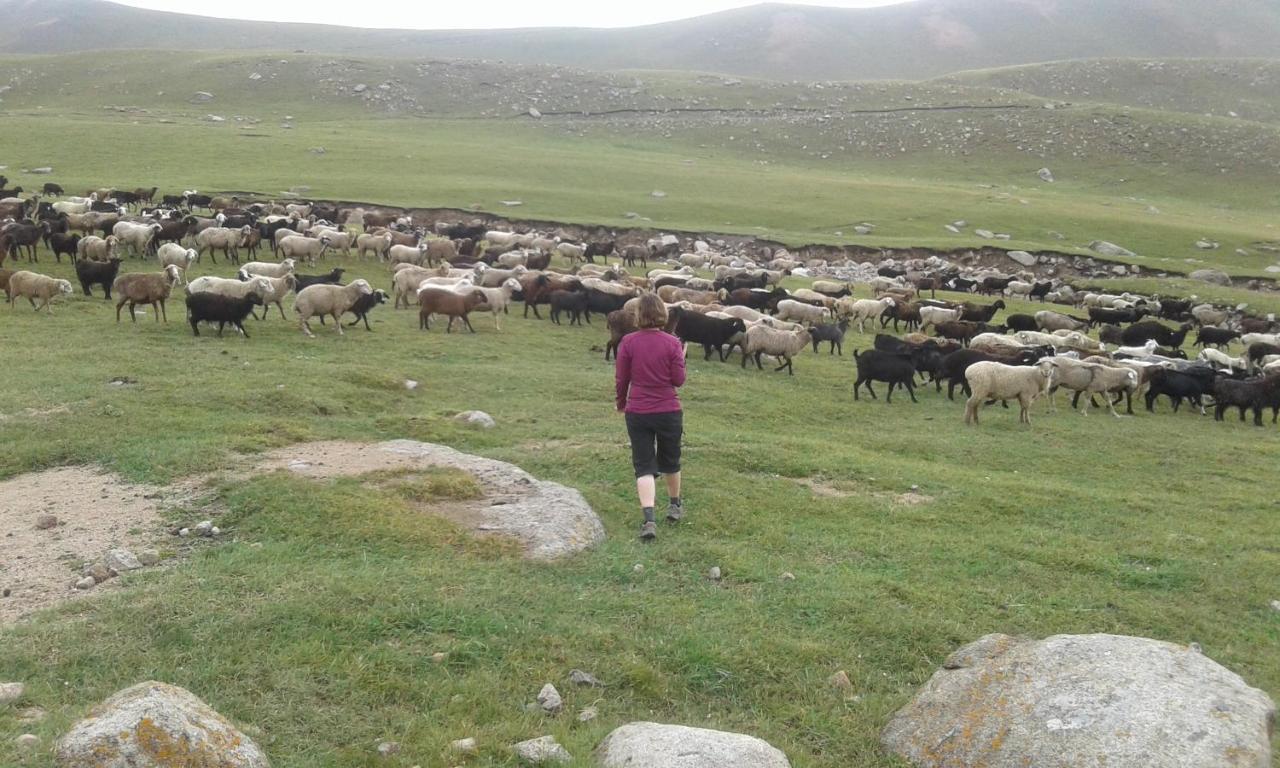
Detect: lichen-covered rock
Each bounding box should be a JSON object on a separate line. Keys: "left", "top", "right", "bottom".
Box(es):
{"left": 881, "top": 633, "right": 1275, "bottom": 768}
{"left": 55, "top": 681, "right": 269, "bottom": 767}
{"left": 1189, "top": 268, "right": 1232, "bottom": 286}
{"left": 513, "top": 735, "right": 570, "bottom": 764}
{"left": 597, "top": 722, "right": 791, "bottom": 768}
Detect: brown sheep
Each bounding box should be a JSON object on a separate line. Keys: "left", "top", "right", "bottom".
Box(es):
{"left": 418, "top": 287, "right": 488, "bottom": 332}
{"left": 113, "top": 265, "right": 184, "bottom": 322}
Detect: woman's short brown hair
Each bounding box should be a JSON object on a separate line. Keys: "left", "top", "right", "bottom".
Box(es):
{"left": 635, "top": 293, "right": 669, "bottom": 329}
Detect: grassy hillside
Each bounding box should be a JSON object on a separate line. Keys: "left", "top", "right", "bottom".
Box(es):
{"left": 0, "top": 0, "right": 1277, "bottom": 81}
{"left": 3, "top": 51, "right": 1279, "bottom": 276}
{"left": 0, "top": 250, "right": 1277, "bottom": 768}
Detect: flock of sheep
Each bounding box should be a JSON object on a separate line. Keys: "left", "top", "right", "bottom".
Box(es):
{"left": 2, "top": 183, "right": 1279, "bottom": 426}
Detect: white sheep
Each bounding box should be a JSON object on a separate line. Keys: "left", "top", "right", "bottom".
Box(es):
{"left": 1114, "top": 339, "right": 1159, "bottom": 358}
{"left": 188, "top": 274, "right": 274, "bottom": 301}
{"left": 1197, "top": 348, "right": 1248, "bottom": 373}
{"left": 1035, "top": 310, "right": 1087, "bottom": 333}
{"left": 580, "top": 277, "right": 639, "bottom": 298}
{"left": 970, "top": 333, "right": 1028, "bottom": 353}
{"left": 963, "top": 360, "right": 1057, "bottom": 425}
{"left": 716, "top": 305, "right": 769, "bottom": 324}
{"left": 741, "top": 324, "right": 812, "bottom": 375}
{"left": 294, "top": 279, "right": 374, "bottom": 337}
{"left": 789, "top": 289, "right": 835, "bottom": 308}
{"left": 1004, "top": 280, "right": 1033, "bottom": 298}
{"left": 156, "top": 243, "right": 198, "bottom": 275}
{"left": 1042, "top": 357, "right": 1138, "bottom": 417}
{"left": 555, "top": 242, "right": 586, "bottom": 264}
{"left": 834, "top": 297, "right": 892, "bottom": 333}
{"left": 917, "top": 305, "right": 960, "bottom": 332}
{"left": 356, "top": 232, "right": 393, "bottom": 261}
{"left": 249, "top": 274, "right": 297, "bottom": 320}
{"left": 1242, "top": 332, "right": 1280, "bottom": 348}
{"left": 477, "top": 264, "right": 526, "bottom": 287}
{"left": 391, "top": 266, "right": 436, "bottom": 308}
{"left": 112, "top": 221, "right": 161, "bottom": 258}
{"left": 194, "top": 226, "right": 250, "bottom": 264}
{"left": 279, "top": 234, "right": 331, "bottom": 266}
{"left": 469, "top": 278, "right": 522, "bottom": 330}
{"left": 495, "top": 250, "right": 530, "bottom": 268}
{"left": 387, "top": 243, "right": 427, "bottom": 266}
{"left": 8, "top": 271, "right": 73, "bottom": 313}
{"left": 76, "top": 235, "right": 119, "bottom": 262}
{"left": 238, "top": 259, "right": 297, "bottom": 280}
{"left": 1191, "top": 303, "right": 1230, "bottom": 326}
{"left": 774, "top": 299, "right": 832, "bottom": 326}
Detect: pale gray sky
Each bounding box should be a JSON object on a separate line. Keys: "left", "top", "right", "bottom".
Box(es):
{"left": 112, "top": 0, "right": 912, "bottom": 30}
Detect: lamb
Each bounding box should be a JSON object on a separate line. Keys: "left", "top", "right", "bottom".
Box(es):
{"left": 549, "top": 289, "right": 589, "bottom": 326}
{"left": 841, "top": 297, "right": 898, "bottom": 333}
{"left": 470, "top": 278, "right": 522, "bottom": 330}
{"left": 740, "top": 324, "right": 812, "bottom": 375}
{"left": 185, "top": 290, "right": 261, "bottom": 337}
{"left": 112, "top": 265, "right": 183, "bottom": 322}
{"left": 810, "top": 318, "right": 850, "bottom": 355}
{"left": 187, "top": 275, "right": 274, "bottom": 302}
{"left": 417, "top": 286, "right": 487, "bottom": 332}
{"left": 8, "top": 270, "right": 74, "bottom": 313}
{"left": 343, "top": 289, "right": 389, "bottom": 331}
{"left": 249, "top": 274, "right": 297, "bottom": 320}
{"left": 774, "top": 299, "right": 832, "bottom": 326}
{"left": 917, "top": 305, "right": 960, "bottom": 332}
{"left": 156, "top": 243, "right": 198, "bottom": 274}
{"left": 76, "top": 235, "right": 119, "bottom": 262}
{"left": 1034, "top": 310, "right": 1088, "bottom": 333}
{"left": 238, "top": 259, "right": 297, "bottom": 280}
{"left": 963, "top": 360, "right": 1057, "bottom": 425}
{"left": 74, "top": 256, "right": 122, "bottom": 298}
{"left": 295, "top": 279, "right": 374, "bottom": 337}
{"left": 278, "top": 234, "right": 331, "bottom": 266}
{"left": 555, "top": 242, "right": 586, "bottom": 263}
{"left": 852, "top": 349, "right": 918, "bottom": 403}
{"left": 356, "top": 232, "right": 393, "bottom": 261}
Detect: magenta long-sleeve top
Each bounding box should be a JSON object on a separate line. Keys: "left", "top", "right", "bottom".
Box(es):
{"left": 615, "top": 329, "right": 686, "bottom": 413}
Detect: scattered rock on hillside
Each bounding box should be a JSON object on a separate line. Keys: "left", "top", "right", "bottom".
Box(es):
{"left": 651, "top": 190, "right": 667, "bottom": 198}
{"left": 1007, "top": 250, "right": 1037, "bottom": 267}
{"left": 881, "top": 633, "right": 1275, "bottom": 768}
{"left": 35, "top": 514, "right": 57, "bottom": 529}
{"left": 974, "top": 229, "right": 995, "bottom": 239}
{"left": 1089, "top": 240, "right": 1136, "bottom": 258}
{"left": 74, "top": 576, "right": 96, "bottom": 590}
{"left": 1037, "top": 167, "right": 1055, "bottom": 182}
{"left": 29, "top": 167, "right": 53, "bottom": 174}
{"left": 537, "top": 683, "right": 563, "bottom": 714}
{"left": 14, "top": 733, "right": 39, "bottom": 749}
{"left": 83, "top": 562, "right": 114, "bottom": 583}
{"left": 55, "top": 681, "right": 269, "bottom": 767}
{"left": 451, "top": 737, "right": 477, "bottom": 754}
{"left": 527, "top": 107, "right": 542, "bottom": 119}
{"left": 707, "top": 566, "right": 722, "bottom": 581}
{"left": 376, "top": 740, "right": 400, "bottom": 757}
{"left": 138, "top": 549, "right": 160, "bottom": 567}
{"left": 0, "top": 682, "right": 24, "bottom": 706}
{"left": 944, "top": 224, "right": 960, "bottom": 233}
{"left": 578, "top": 706, "right": 598, "bottom": 722}
{"left": 1189, "top": 269, "right": 1232, "bottom": 286}
{"left": 569, "top": 669, "right": 601, "bottom": 687}
{"left": 105, "top": 548, "right": 142, "bottom": 572}
{"left": 353, "top": 84, "right": 368, "bottom": 93}
{"left": 1196, "top": 240, "right": 1220, "bottom": 250}
{"left": 190, "top": 91, "right": 214, "bottom": 102}
{"left": 597, "top": 722, "right": 792, "bottom": 768}
{"left": 512, "top": 735, "right": 571, "bottom": 764}
{"left": 1270, "top": 599, "right": 1280, "bottom": 612}
{"left": 454, "top": 410, "right": 495, "bottom": 429}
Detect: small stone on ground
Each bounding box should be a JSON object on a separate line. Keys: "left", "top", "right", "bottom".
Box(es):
{"left": 512, "top": 735, "right": 571, "bottom": 764}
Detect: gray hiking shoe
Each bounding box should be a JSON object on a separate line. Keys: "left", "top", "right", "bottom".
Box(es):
{"left": 666, "top": 501, "right": 684, "bottom": 522}
{"left": 640, "top": 521, "right": 657, "bottom": 540}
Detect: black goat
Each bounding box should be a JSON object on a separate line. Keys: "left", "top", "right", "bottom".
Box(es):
{"left": 1193, "top": 326, "right": 1240, "bottom": 350}
{"left": 74, "top": 257, "right": 122, "bottom": 298}
{"left": 810, "top": 319, "right": 850, "bottom": 355}
{"left": 1121, "top": 321, "right": 1192, "bottom": 348}
{"left": 549, "top": 289, "right": 589, "bottom": 326}
{"left": 852, "top": 349, "right": 918, "bottom": 403}
{"left": 1144, "top": 367, "right": 1213, "bottom": 414}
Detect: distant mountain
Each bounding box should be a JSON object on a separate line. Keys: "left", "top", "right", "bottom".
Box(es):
{"left": 1, "top": 0, "right": 1278, "bottom": 81}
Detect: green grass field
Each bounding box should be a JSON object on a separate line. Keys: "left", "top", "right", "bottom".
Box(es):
{"left": 1, "top": 50, "right": 1279, "bottom": 767}
{"left": 0, "top": 248, "right": 1277, "bottom": 767}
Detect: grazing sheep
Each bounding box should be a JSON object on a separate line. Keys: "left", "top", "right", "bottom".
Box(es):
{"left": 278, "top": 234, "right": 331, "bottom": 266}
{"left": 1034, "top": 310, "right": 1088, "bottom": 333}
{"left": 550, "top": 289, "right": 589, "bottom": 326}
{"left": 1121, "top": 321, "right": 1192, "bottom": 348}
{"left": 76, "top": 235, "right": 119, "bottom": 262}
{"left": 8, "top": 270, "right": 74, "bottom": 313}
{"left": 295, "top": 279, "right": 374, "bottom": 337}
{"left": 47, "top": 231, "right": 81, "bottom": 263}
{"left": 156, "top": 243, "right": 198, "bottom": 275}
{"left": 1044, "top": 357, "right": 1139, "bottom": 417}
{"left": 113, "top": 265, "right": 183, "bottom": 322}
{"left": 841, "top": 297, "right": 898, "bottom": 333}
{"left": 186, "top": 291, "right": 262, "bottom": 337}
{"left": 356, "top": 232, "right": 393, "bottom": 261}
{"left": 250, "top": 274, "right": 298, "bottom": 320}
{"left": 417, "top": 286, "right": 487, "bottom": 332}
{"left": 387, "top": 242, "right": 428, "bottom": 266}
{"left": 1197, "top": 348, "right": 1248, "bottom": 374}
{"left": 470, "top": 278, "right": 522, "bottom": 330}
{"left": 963, "top": 360, "right": 1057, "bottom": 425}
{"left": 238, "top": 259, "right": 297, "bottom": 280}
{"left": 1213, "top": 375, "right": 1280, "bottom": 426}
{"left": 852, "top": 349, "right": 918, "bottom": 403}
{"left": 391, "top": 266, "right": 437, "bottom": 308}
{"left": 740, "top": 324, "right": 812, "bottom": 375}
{"left": 74, "top": 256, "right": 122, "bottom": 299}
{"left": 1193, "top": 326, "right": 1241, "bottom": 349}
{"left": 0, "top": 268, "right": 11, "bottom": 300}
{"left": 1191, "top": 303, "right": 1230, "bottom": 327}
{"left": 111, "top": 221, "right": 161, "bottom": 258}
{"left": 810, "top": 318, "right": 851, "bottom": 355}
{"left": 670, "top": 308, "right": 747, "bottom": 362}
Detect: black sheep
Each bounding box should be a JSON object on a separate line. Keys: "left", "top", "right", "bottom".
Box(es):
{"left": 1193, "top": 326, "right": 1240, "bottom": 350}
{"left": 1028, "top": 281, "right": 1053, "bottom": 301}
{"left": 186, "top": 292, "right": 263, "bottom": 338}
{"left": 852, "top": 349, "right": 918, "bottom": 403}
{"left": 1121, "top": 321, "right": 1192, "bottom": 348}
{"left": 74, "top": 257, "right": 122, "bottom": 298}
{"left": 549, "top": 289, "right": 589, "bottom": 326}
{"left": 1087, "top": 306, "right": 1146, "bottom": 327}
{"left": 345, "top": 289, "right": 389, "bottom": 331}
{"left": 671, "top": 310, "right": 746, "bottom": 362}
{"left": 810, "top": 318, "right": 850, "bottom": 355}
{"left": 960, "top": 300, "right": 1005, "bottom": 323}
{"left": 1213, "top": 375, "right": 1280, "bottom": 426}
{"left": 1144, "top": 368, "right": 1214, "bottom": 414}
{"left": 582, "top": 287, "right": 630, "bottom": 318}
{"left": 293, "top": 268, "right": 345, "bottom": 293}
{"left": 1006, "top": 313, "right": 1038, "bottom": 332}
{"left": 49, "top": 232, "right": 80, "bottom": 263}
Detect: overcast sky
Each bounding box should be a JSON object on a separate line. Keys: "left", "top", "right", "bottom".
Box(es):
{"left": 112, "top": 0, "right": 912, "bottom": 30}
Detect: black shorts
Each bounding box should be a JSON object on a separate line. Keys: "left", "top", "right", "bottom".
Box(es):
{"left": 625, "top": 410, "right": 683, "bottom": 478}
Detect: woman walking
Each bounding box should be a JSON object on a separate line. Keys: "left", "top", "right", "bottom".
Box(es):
{"left": 615, "top": 294, "right": 686, "bottom": 540}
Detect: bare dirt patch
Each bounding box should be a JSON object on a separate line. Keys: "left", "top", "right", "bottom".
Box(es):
{"left": 794, "top": 477, "right": 860, "bottom": 498}
{"left": 793, "top": 477, "right": 934, "bottom": 506}
{"left": 0, "top": 468, "right": 169, "bottom": 625}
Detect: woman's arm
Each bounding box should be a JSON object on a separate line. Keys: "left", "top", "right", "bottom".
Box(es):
{"left": 615, "top": 341, "right": 632, "bottom": 411}
{"left": 669, "top": 336, "right": 687, "bottom": 388}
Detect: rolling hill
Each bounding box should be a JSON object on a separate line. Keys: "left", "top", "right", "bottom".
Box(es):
{"left": 0, "top": 0, "right": 1278, "bottom": 81}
